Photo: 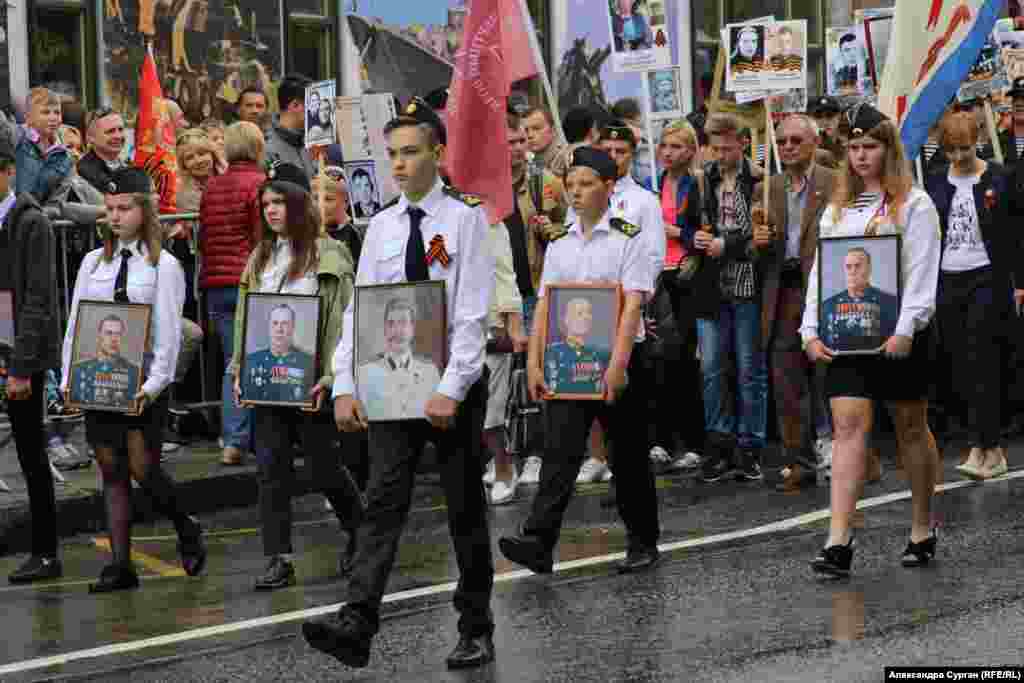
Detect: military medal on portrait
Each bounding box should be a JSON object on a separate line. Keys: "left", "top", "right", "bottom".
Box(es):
{"left": 540, "top": 283, "right": 621, "bottom": 401}
{"left": 67, "top": 301, "right": 152, "bottom": 415}
{"left": 239, "top": 293, "right": 322, "bottom": 409}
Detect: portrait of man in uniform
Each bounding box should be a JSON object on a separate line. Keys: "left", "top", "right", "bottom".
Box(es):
{"left": 819, "top": 240, "right": 900, "bottom": 354}
{"left": 68, "top": 311, "right": 145, "bottom": 412}
{"left": 241, "top": 300, "right": 317, "bottom": 406}
{"left": 543, "top": 285, "right": 619, "bottom": 399}
{"left": 356, "top": 295, "right": 443, "bottom": 422}
{"left": 770, "top": 25, "right": 804, "bottom": 73}
{"left": 729, "top": 25, "right": 764, "bottom": 74}
{"left": 832, "top": 32, "right": 861, "bottom": 93}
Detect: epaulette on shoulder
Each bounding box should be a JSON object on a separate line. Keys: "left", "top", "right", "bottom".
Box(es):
{"left": 443, "top": 186, "right": 483, "bottom": 207}
{"left": 609, "top": 217, "right": 641, "bottom": 238}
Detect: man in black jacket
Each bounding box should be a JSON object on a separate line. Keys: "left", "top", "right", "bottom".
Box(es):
{"left": 0, "top": 115, "right": 64, "bottom": 583}
{"left": 78, "top": 109, "right": 127, "bottom": 195}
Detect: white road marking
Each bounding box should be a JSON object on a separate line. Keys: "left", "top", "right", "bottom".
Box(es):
{"left": 0, "top": 470, "right": 1020, "bottom": 677}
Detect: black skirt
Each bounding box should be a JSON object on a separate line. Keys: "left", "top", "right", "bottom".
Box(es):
{"left": 85, "top": 394, "right": 169, "bottom": 452}
{"left": 824, "top": 327, "right": 934, "bottom": 402}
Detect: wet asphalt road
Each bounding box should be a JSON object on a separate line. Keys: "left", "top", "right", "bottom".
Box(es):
{"left": 1, "top": 443, "right": 1023, "bottom": 682}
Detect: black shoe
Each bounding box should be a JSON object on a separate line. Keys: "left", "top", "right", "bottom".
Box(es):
{"left": 9, "top": 555, "right": 62, "bottom": 584}
{"left": 254, "top": 556, "right": 295, "bottom": 591}
{"left": 498, "top": 533, "right": 553, "bottom": 574}
{"left": 178, "top": 517, "right": 207, "bottom": 577}
{"left": 302, "top": 607, "right": 374, "bottom": 668}
{"left": 445, "top": 634, "right": 495, "bottom": 670}
{"left": 89, "top": 563, "right": 140, "bottom": 593}
{"left": 735, "top": 450, "right": 764, "bottom": 482}
{"left": 699, "top": 456, "right": 732, "bottom": 483}
{"left": 811, "top": 537, "right": 854, "bottom": 578}
{"left": 338, "top": 533, "right": 357, "bottom": 577}
{"left": 617, "top": 545, "right": 660, "bottom": 574}
{"left": 901, "top": 530, "right": 937, "bottom": 568}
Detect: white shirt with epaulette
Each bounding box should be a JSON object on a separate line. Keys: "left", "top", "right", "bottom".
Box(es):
{"left": 332, "top": 177, "right": 494, "bottom": 402}
{"left": 539, "top": 212, "right": 653, "bottom": 342}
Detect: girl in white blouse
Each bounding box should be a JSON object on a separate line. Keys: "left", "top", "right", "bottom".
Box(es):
{"left": 800, "top": 105, "right": 942, "bottom": 577}
{"left": 229, "top": 163, "right": 362, "bottom": 591}
{"left": 60, "top": 168, "right": 206, "bottom": 593}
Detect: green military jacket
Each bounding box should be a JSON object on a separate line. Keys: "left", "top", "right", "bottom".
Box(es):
{"left": 230, "top": 238, "right": 355, "bottom": 395}
{"left": 544, "top": 340, "right": 611, "bottom": 396}
{"left": 69, "top": 355, "right": 141, "bottom": 409}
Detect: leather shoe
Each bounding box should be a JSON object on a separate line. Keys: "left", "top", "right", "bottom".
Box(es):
{"left": 254, "top": 556, "right": 295, "bottom": 591}
{"left": 338, "top": 533, "right": 357, "bottom": 577}
{"left": 89, "top": 564, "right": 140, "bottom": 594}
{"left": 445, "top": 634, "right": 495, "bottom": 670}
{"left": 9, "top": 555, "right": 62, "bottom": 584}
{"left": 178, "top": 517, "right": 207, "bottom": 577}
{"left": 302, "top": 607, "right": 374, "bottom": 668}
{"left": 618, "top": 545, "right": 660, "bottom": 574}
{"left": 498, "top": 533, "right": 553, "bottom": 574}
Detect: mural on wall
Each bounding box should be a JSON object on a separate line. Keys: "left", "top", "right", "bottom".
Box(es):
{"left": 345, "top": 0, "right": 467, "bottom": 104}
{"left": 104, "top": 0, "right": 282, "bottom": 125}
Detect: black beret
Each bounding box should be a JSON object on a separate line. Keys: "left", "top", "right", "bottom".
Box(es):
{"left": 105, "top": 167, "right": 152, "bottom": 195}
{"left": 599, "top": 119, "right": 637, "bottom": 147}
{"left": 395, "top": 96, "right": 447, "bottom": 145}
{"left": 845, "top": 103, "right": 888, "bottom": 137}
{"left": 1009, "top": 76, "right": 1024, "bottom": 99}
{"left": 568, "top": 146, "right": 617, "bottom": 181}
{"left": 266, "top": 161, "right": 311, "bottom": 192}
{"left": 423, "top": 87, "right": 449, "bottom": 111}
{"left": 809, "top": 95, "right": 841, "bottom": 116}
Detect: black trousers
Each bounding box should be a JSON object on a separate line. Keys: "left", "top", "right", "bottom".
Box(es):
{"left": 347, "top": 375, "right": 493, "bottom": 637}
{"left": 253, "top": 407, "right": 367, "bottom": 557}
{"left": 524, "top": 343, "right": 660, "bottom": 551}
{"left": 937, "top": 266, "right": 1004, "bottom": 449}
{"left": 9, "top": 372, "right": 57, "bottom": 557}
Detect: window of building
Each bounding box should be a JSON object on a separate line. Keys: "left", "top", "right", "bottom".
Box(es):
{"left": 286, "top": 0, "right": 336, "bottom": 81}
{"left": 30, "top": 0, "right": 97, "bottom": 106}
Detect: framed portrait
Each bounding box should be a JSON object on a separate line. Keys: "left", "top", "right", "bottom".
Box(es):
{"left": 726, "top": 23, "right": 766, "bottom": 92}
{"left": 826, "top": 26, "right": 867, "bottom": 98}
{"left": 239, "top": 293, "right": 322, "bottom": 408}
{"left": 0, "top": 290, "right": 13, "bottom": 409}
{"left": 344, "top": 160, "right": 383, "bottom": 224}
{"left": 818, "top": 235, "right": 902, "bottom": 355}
{"left": 354, "top": 281, "right": 447, "bottom": 422}
{"left": 606, "top": 0, "right": 671, "bottom": 73}
{"left": 67, "top": 301, "right": 151, "bottom": 415}
{"left": 645, "top": 66, "right": 682, "bottom": 119}
{"left": 862, "top": 15, "right": 893, "bottom": 91}
{"left": 305, "top": 79, "right": 337, "bottom": 150}
{"left": 540, "top": 283, "right": 621, "bottom": 400}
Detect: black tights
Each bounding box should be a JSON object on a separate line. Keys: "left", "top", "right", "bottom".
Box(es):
{"left": 94, "top": 431, "right": 193, "bottom": 567}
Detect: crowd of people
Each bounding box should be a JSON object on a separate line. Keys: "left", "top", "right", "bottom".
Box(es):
{"left": 1, "top": 64, "right": 1022, "bottom": 670}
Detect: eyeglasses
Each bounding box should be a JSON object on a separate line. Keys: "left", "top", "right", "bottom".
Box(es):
{"left": 777, "top": 136, "right": 806, "bottom": 147}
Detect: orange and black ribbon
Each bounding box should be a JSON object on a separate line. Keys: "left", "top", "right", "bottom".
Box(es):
{"left": 427, "top": 234, "right": 450, "bottom": 267}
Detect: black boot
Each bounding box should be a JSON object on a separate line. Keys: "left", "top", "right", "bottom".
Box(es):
{"left": 177, "top": 516, "right": 207, "bottom": 577}
{"left": 302, "top": 605, "right": 376, "bottom": 668}
{"left": 89, "top": 563, "right": 140, "bottom": 593}
{"left": 446, "top": 633, "right": 495, "bottom": 669}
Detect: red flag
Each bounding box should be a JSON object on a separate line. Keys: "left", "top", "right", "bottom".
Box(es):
{"left": 447, "top": 0, "right": 519, "bottom": 223}
{"left": 133, "top": 46, "right": 177, "bottom": 213}
{"left": 498, "top": 0, "right": 539, "bottom": 85}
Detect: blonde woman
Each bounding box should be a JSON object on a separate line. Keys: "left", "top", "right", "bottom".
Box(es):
{"left": 801, "top": 104, "right": 942, "bottom": 576}
{"left": 175, "top": 128, "right": 219, "bottom": 214}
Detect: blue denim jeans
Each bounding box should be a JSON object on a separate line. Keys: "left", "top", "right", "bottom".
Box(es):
{"left": 696, "top": 300, "right": 768, "bottom": 450}
{"left": 206, "top": 286, "right": 251, "bottom": 450}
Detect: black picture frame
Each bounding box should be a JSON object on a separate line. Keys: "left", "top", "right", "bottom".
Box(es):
{"left": 818, "top": 234, "right": 902, "bottom": 355}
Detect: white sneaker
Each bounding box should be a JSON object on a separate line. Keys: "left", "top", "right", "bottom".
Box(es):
{"left": 519, "top": 456, "right": 542, "bottom": 484}
{"left": 577, "top": 457, "right": 608, "bottom": 484}
{"left": 324, "top": 499, "right": 334, "bottom": 512}
{"left": 490, "top": 478, "right": 518, "bottom": 505}
{"left": 670, "top": 451, "right": 701, "bottom": 470}
{"left": 482, "top": 459, "right": 496, "bottom": 486}
{"left": 161, "top": 441, "right": 182, "bottom": 454}
{"left": 815, "top": 437, "right": 834, "bottom": 470}
{"left": 601, "top": 467, "right": 614, "bottom": 482}
{"left": 649, "top": 446, "right": 671, "bottom": 466}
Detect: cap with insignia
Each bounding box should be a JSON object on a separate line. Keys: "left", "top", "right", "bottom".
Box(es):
{"left": 105, "top": 167, "right": 152, "bottom": 195}
{"left": 809, "top": 95, "right": 840, "bottom": 116}
{"left": 568, "top": 146, "right": 617, "bottom": 180}
{"left": 394, "top": 96, "right": 447, "bottom": 145}
{"left": 1009, "top": 76, "right": 1024, "bottom": 100}
{"left": 599, "top": 119, "right": 637, "bottom": 147}
{"left": 265, "top": 161, "right": 311, "bottom": 192}
{"left": 845, "top": 103, "right": 888, "bottom": 138}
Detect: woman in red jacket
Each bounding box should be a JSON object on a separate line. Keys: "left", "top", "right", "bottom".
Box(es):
{"left": 198, "top": 121, "right": 265, "bottom": 466}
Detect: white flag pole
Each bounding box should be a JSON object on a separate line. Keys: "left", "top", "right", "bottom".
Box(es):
{"left": 516, "top": 0, "right": 566, "bottom": 145}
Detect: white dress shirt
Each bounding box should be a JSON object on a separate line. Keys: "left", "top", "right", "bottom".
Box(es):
{"left": 61, "top": 240, "right": 186, "bottom": 398}
{"left": 566, "top": 174, "right": 665, "bottom": 291}
{"left": 257, "top": 238, "right": 318, "bottom": 295}
{"left": 332, "top": 177, "right": 494, "bottom": 402}
{"left": 801, "top": 188, "right": 940, "bottom": 344}
{"left": 540, "top": 211, "right": 654, "bottom": 342}
{"left": 488, "top": 221, "right": 523, "bottom": 329}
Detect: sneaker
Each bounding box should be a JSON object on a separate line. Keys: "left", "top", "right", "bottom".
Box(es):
{"left": 490, "top": 478, "right": 518, "bottom": 505}
{"left": 161, "top": 441, "right": 183, "bottom": 457}
{"left": 576, "top": 457, "right": 609, "bottom": 484}
{"left": 601, "top": 467, "right": 614, "bottom": 482}
{"left": 49, "top": 442, "right": 91, "bottom": 471}
{"left": 815, "top": 437, "right": 834, "bottom": 470}
{"left": 482, "top": 459, "right": 496, "bottom": 486}
{"left": 699, "top": 455, "right": 732, "bottom": 483}
{"left": 736, "top": 450, "right": 764, "bottom": 482}
{"left": 669, "top": 451, "right": 701, "bottom": 471}
{"left": 9, "top": 555, "right": 62, "bottom": 584}
{"left": 648, "top": 446, "right": 672, "bottom": 468}
{"left": 519, "top": 456, "right": 542, "bottom": 484}
{"left": 324, "top": 499, "right": 334, "bottom": 512}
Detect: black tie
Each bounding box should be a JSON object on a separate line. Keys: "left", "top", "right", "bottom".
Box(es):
{"left": 114, "top": 248, "right": 131, "bottom": 303}
{"left": 405, "top": 206, "right": 429, "bottom": 282}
